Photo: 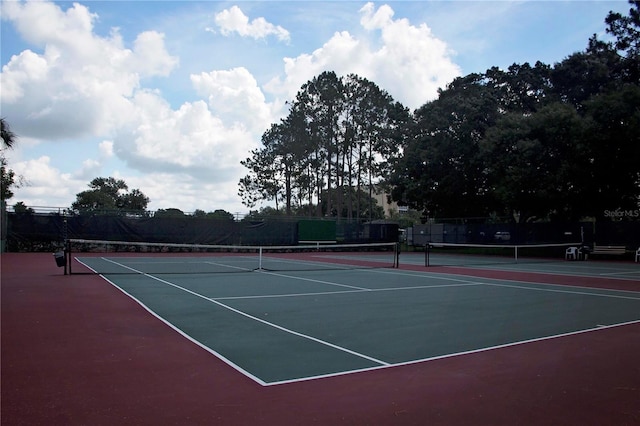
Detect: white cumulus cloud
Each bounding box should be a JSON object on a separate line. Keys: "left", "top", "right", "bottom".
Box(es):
{"left": 191, "top": 67, "right": 274, "bottom": 132}
{"left": 0, "top": 0, "right": 178, "bottom": 140}
{"left": 113, "top": 90, "right": 258, "bottom": 183}
{"left": 10, "top": 156, "right": 80, "bottom": 206}
{"left": 3, "top": 0, "right": 462, "bottom": 213}
{"left": 266, "top": 2, "right": 460, "bottom": 110}
{"left": 213, "top": 5, "right": 290, "bottom": 42}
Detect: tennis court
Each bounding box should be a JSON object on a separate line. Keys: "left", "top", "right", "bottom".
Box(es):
{"left": 400, "top": 245, "right": 640, "bottom": 281}
{"left": 4, "top": 248, "right": 640, "bottom": 425}
{"left": 74, "top": 245, "right": 640, "bottom": 386}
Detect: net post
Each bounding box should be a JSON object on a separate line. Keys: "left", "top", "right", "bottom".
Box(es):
{"left": 515, "top": 245, "right": 519, "bottom": 263}
{"left": 66, "top": 239, "right": 72, "bottom": 275}
{"left": 394, "top": 242, "right": 400, "bottom": 268}
{"left": 425, "top": 242, "right": 430, "bottom": 267}
{"left": 259, "top": 246, "right": 263, "bottom": 271}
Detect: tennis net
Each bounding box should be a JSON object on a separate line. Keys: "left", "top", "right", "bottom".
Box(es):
{"left": 66, "top": 239, "right": 399, "bottom": 275}
{"left": 423, "top": 242, "right": 581, "bottom": 267}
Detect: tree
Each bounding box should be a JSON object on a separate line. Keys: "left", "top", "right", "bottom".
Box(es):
{"left": 1, "top": 118, "right": 20, "bottom": 253}
{"left": 0, "top": 159, "right": 16, "bottom": 202}
{"left": 389, "top": 73, "right": 503, "bottom": 218}
{"left": 206, "top": 209, "right": 235, "bottom": 221}
{"left": 581, "top": 84, "right": 640, "bottom": 217}
{"left": 71, "top": 177, "right": 149, "bottom": 214}
{"left": 481, "top": 102, "right": 587, "bottom": 221}
{"left": 12, "top": 201, "right": 34, "bottom": 214}
{"left": 193, "top": 209, "right": 206, "bottom": 217}
{"left": 1, "top": 118, "right": 18, "bottom": 201}
{"left": 340, "top": 74, "right": 410, "bottom": 220}
{"left": 550, "top": 38, "right": 622, "bottom": 110}
{"left": 240, "top": 206, "right": 285, "bottom": 222}
{"left": 389, "top": 30, "right": 639, "bottom": 223}
{"left": 154, "top": 208, "right": 184, "bottom": 217}
{"left": 1, "top": 118, "right": 17, "bottom": 150}
{"left": 120, "top": 189, "right": 149, "bottom": 212}
{"left": 238, "top": 137, "right": 281, "bottom": 210}
{"left": 240, "top": 72, "right": 407, "bottom": 219}
{"left": 605, "top": 0, "right": 640, "bottom": 82}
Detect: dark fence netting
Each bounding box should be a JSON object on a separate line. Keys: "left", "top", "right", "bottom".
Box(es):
{"left": 5, "top": 213, "right": 68, "bottom": 252}
{"left": 10, "top": 210, "right": 636, "bottom": 253}
{"left": 592, "top": 221, "right": 640, "bottom": 246}
{"left": 4, "top": 212, "right": 400, "bottom": 252}
{"left": 410, "top": 222, "right": 594, "bottom": 246}
{"left": 6, "top": 213, "right": 239, "bottom": 251}
{"left": 407, "top": 220, "right": 639, "bottom": 252}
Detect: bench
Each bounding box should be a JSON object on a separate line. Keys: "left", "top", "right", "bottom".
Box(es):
{"left": 591, "top": 244, "right": 627, "bottom": 257}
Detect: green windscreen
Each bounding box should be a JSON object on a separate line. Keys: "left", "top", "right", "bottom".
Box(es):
{"left": 298, "top": 220, "right": 336, "bottom": 242}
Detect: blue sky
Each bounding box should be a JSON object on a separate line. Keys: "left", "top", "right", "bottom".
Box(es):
{"left": 0, "top": 0, "right": 630, "bottom": 214}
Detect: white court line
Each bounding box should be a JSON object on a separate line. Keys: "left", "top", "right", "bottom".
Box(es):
{"left": 258, "top": 270, "right": 371, "bottom": 291}
{"left": 599, "top": 270, "right": 640, "bottom": 277}
{"left": 84, "top": 255, "right": 639, "bottom": 299}
{"left": 267, "top": 319, "right": 640, "bottom": 386}
{"left": 397, "top": 253, "right": 640, "bottom": 281}
{"left": 107, "top": 275, "right": 269, "bottom": 385}
{"left": 78, "top": 256, "right": 640, "bottom": 386}
{"left": 368, "top": 266, "right": 640, "bottom": 300}
{"left": 381, "top": 266, "right": 640, "bottom": 297}
{"left": 215, "top": 282, "right": 483, "bottom": 301}
{"left": 74, "top": 257, "right": 270, "bottom": 386}
{"left": 479, "top": 281, "right": 640, "bottom": 300}
{"left": 98, "top": 258, "right": 390, "bottom": 368}
{"left": 203, "top": 260, "right": 255, "bottom": 272}
{"left": 488, "top": 265, "right": 640, "bottom": 281}
{"left": 233, "top": 266, "right": 640, "bottom": 301}
{"left": 98, "top": 256, "right": 258, "bottom": 273}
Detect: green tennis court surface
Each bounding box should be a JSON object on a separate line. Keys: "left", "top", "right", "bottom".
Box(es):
{"left": 77, "top": 255, "right": 640, "bottom": 386}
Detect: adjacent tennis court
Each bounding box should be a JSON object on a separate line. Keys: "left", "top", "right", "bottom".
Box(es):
{"left": 401, "top": 245, "right": 640, "bottom": 280}
{"left": 74, "top": 246, "right": 640, "bottom": 386}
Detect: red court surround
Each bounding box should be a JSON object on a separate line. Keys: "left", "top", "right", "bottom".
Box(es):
{"left": 2, "top": 253, "right": 639, "bottom": 425}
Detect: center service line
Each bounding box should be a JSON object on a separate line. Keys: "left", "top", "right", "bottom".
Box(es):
{"left": 102, "top": 258, "right": 390, "bottom": 367}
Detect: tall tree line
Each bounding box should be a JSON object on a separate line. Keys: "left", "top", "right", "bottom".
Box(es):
{"left": 390, "top": 1, "right": 639, "bottom": 222}
{"left": 241, "top": 2, "right": 639, "bottom": 222}
{"left": 239, "top": 71, "right": 410, "bottom": 219}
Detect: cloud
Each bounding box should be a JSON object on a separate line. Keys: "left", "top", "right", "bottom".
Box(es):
{"left": 126, "top": 173, "right": 245, "bottom": 214}
{"left": 3, "top": 0, "right": 462, "bottom": 213}
{"left": 130, "top": 31, "right": 179, "bottom": 77}
{"left": 0, "top": 1, "right": 178, "bottom": 140}
{"left": 113, "top": 90, "right": 258, "bottom": 182}
{"left": 2, "top": 2, "right": 267, "bottom": 197}
{"left": 74, "top": 158, "right": 102, "bottom": 181}
{"left": 359, "top": 2, "right": 461, "bottom": 107}
{"left": 212, "top": 5, "right": 290, "bottom": 42}
{"left": 265, "top": 2, "right": 460, "bottom": 110}
{"left": 10, "top": 156, "right": 80, "bottom": 206}
{"left": 99, "top": 140, "right": 114, "bottom": 159}
{"left": 0, "top": 0, "right": 97, "bottom": 47}
{"left": 191, "top": 67, "right": 274, "bottom": 132}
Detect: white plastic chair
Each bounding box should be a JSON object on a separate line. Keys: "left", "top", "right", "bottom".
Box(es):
{"left": 565, "top": 246, "right": 578, "bottom": 260}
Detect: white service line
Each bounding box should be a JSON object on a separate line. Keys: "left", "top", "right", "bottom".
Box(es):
{"left": 101, "top": 258, "right": 390, "bottom": 367}
{"left": 481, "top": 281, "right": 640, "bottom": 301}
{"left": 258, "top": 269, "right": 371, "bottom": 290}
